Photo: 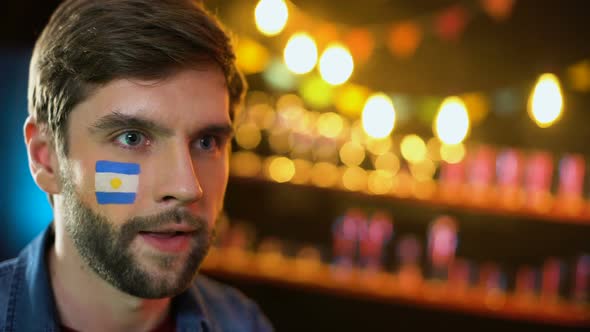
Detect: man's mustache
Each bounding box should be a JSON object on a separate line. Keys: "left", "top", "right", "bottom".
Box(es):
{"left": 118, "top": 208, "right": 211, "bottom": 243}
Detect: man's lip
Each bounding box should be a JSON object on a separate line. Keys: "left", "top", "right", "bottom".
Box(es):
{"left": 139, "top": 225, "right": 198, "bottom": 234}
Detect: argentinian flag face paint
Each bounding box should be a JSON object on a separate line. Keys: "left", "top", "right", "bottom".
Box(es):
{"left": 95, "top": 160, "right": 140, "bottom": 204}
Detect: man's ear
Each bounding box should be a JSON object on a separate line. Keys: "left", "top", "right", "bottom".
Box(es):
{"left": 24, "top": 116, "right": 61, "bottom": 195}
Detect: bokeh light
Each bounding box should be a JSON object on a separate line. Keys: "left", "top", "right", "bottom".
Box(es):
{"left": 236, "top": 38, "right": 270, "bottom": 74}
{"left": 335, "top": 83, "right": 369, "bottom": 118}
{"left": 366, "top": 137, "right": 392, "bottom": 156}
{"left": 426, "top": 137, "right": 442, "bottom": 161}
{"left": 230, "top": 151, "right": 262, "bottom": 178}
{"left": 362, "top": 93, "right": 396, "bottom": 139}
{"left": 400, "top": 134, "right": 427, "bottom": 164}
{"left": 528, "top": 73, "right": 564, "bottom": 128}
{"left": 339, "top": 141, "right": 366, "bottom": 167}
{"left": 247, "top": 103, "right": 276, "bottom": 130}
{"left": 368, "top": 170, "right": 394, "bottom": 195}
{"left": 388, "top": 22, "right": 422, "bottom": 58}
{"left": 291, "top": 159, "right": 313, "bottom": 184}
{"left": 263, "top": 58, "right": 297, "bottom": 91}
{"left": 277, "top": 93, "right": 304, "bottom": 110}
{"left": 409, "top": 159, "right": 437, "bottom": 181}
{"left": 318, "top": 43, "right": 354, "bottom": 85}
{"left": 284, "top": 33, "right": 318, "bottom": 74}
{"left": 317, "top": 112, "right": 344, "bottom": 138}
{"left": 350, "top": 120, "right": 369, "bottom": 145}
{"left": 461, "top": 92, "right": 489, "bottom": 126}
{"left": 343, "top": 28, "right": 375, "bottom": 64}
{"left": 313, "top": 137, "right": 339, "bottom": 162}
{"left": 413, "top": 179, "right": 437, "bottom": 200}
{"left": 299, "top": 74, "right": 334, "bottom": 109}
{"left": 235, "top": 122, "right": 262, "bottom": 150}
{"left": 255, "top": 0, "right": 288, "bottom": 36}
{"left": 440, "top": 143, "right": 466, "bottom": 164}
{"left": 268, "top": 156, "right": 296, "bottom": 183}
{"left": 434, "top": 96, "right": 470, "bottom": 145}
{"left": 374, "top": 152, "right": 401, "bottom": 175}
{"left": 342, "top": 166, "right": 368, "bottom": 191}
{"left": 289, "top": 131, "right": 314, "bottom": 156}
{"left": 311, "top": 162, "right": 340, "bottom": 187}
{"left": 268, "top": 130, "right": 291, "bottom": 154}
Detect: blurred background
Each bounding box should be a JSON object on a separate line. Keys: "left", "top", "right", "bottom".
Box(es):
{"left": 1, "top": 0, "right": 589, "bottom": 331}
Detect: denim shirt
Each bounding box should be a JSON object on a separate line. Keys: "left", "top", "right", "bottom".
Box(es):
{"left": 0, "top": 225, "right": 273, "bottom": 332}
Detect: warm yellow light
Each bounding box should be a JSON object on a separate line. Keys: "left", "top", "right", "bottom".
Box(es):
{"left": 284, "top": 33, "right": 318, "bottom": 74}
{"left": 374, "top": 152, "right": 400, "bottom": 175}
{"left": 317, "top": 112, "right": 344, "bottom": 138}
{"left": 335, "top": 84, "right": 369, "bottom": 118}
{"left": 311, "top": 162, "right": 340, "bottom": 188}
{"left": 366, "top": 137, "right": 392, "bottom": 156}
{"left": 342, "top": 166, "right": 368, "bottom": 191}
{"left": 413, "top": 179, "right": 437, "bottom": 200}
{"left": 235, "top": 122, "right": 262, "bottom": 150}
{"left": 318, "top": 44, "right": 354, "bottom": 85}
{"left": 528, "top": 73, "right": 564, "bottom": 128}
{"left": 268, "top": 130, "right": 290, "bottom": 154}
{"left": 339, "top": 141, "right": 366, "bottom": 167}
{"left": 400, "top": 134, "right": 427, "bottom": 164}
{"left": 313, "top": 138, "right": 339, "bottom": 162}
{"left": 255, "top": 0, "right": 288, "bottom": 36}
{"left": 230, "top": 151, "right": 262, "bottom": 178}
{"left": 277, "top": 93, "right": 304, "bottom": 110}
{"left": 368, "top": 170, "right": 394, "bottom": 195}
{"left": 247, "top": 103, "right": 276, "bottom": 130}
{"left": 434, "top": 96, "right": 470, "bottom": 145}
{"left": 362, "top": 93, "right": 396, "bottom": 139}
{"left": 268, "top": 156, "right": 295, "bottom": 183}
{"left": 290, "top": 111, "right": 316, "bottom": 135}
{"left": 350, "top": 120, "right": 369, "bottom": 145}
{"left": 426, "top": 137, "right": 442, "bottom": 161}
{"left": 236, "top": 38, "right": 270, "bottom": 74}
{"left": 289, "top": 134, "right": 313, "bottom": 157}
{"left": 440, "top": 143, "right": 466, "bottom": 164}
{"left": 291, "top": 159, "right": 312, "bottom": 184}
{"left": 299, "top": 74, "right": 334, "bottom": 109}
{"left": 409, "top": 159, "right": 436, "bottom": 181}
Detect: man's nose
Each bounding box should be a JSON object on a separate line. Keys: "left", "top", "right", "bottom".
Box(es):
{"left": 155, "top": 142, "right": 203, "bottom": 205}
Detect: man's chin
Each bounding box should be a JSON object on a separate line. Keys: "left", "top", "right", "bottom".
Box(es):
{"left": 119, "top": 246, "right": 205, "bottom": 298}
{"left": 115, "top": 265, "right": 198, "bottom": 299}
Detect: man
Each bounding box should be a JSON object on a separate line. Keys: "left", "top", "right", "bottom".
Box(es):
{"left": 0, "top": 0, "right": 273, "bottom": 331}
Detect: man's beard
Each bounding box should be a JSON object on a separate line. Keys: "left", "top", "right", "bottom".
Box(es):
{"left": 59, "top": 172, "right": 214, "bottom": 299}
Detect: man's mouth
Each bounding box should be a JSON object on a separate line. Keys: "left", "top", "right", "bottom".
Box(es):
{"left": 139, "top": 231, "right": 196, "bottom": 252}
{"left": 140, "top": 231, "right": 188, "bottom": 238}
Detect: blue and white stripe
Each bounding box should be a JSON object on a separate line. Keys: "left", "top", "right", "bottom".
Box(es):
{"left": 94, "top": 160, "right": 140, "bottom": 204}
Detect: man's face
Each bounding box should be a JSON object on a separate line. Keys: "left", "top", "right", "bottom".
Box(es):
{"left": 57, "top": 67, "right": 232, "bottom": 298}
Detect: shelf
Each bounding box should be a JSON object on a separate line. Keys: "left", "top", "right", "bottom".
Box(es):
{"left": 229, "top": 175, "right": 590, "bottom": 226}
{"left": 201, "top": 247, "right": 590, "bottom": 328}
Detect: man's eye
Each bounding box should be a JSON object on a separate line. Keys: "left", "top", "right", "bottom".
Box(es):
{"left": 198, "top": 135, "right": 219, "bottom": 151}
{"left": 115, "top": 131, "right": 147, "bottom": 147}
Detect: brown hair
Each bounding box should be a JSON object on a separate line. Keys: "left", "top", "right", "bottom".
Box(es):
{"left": 28, "top": 0, "right": 245, "bottom": 154}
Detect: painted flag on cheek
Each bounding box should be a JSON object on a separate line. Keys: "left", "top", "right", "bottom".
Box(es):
{"left": 95, "top": 160, "right": 140, "bottom": 204}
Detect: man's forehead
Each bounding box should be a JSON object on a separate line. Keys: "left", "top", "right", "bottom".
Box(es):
{"left": 73, "top": 68, "right": 231, "bottom": 128}
{"left": 88, "top": 110, "right": 233, "bottom": 137}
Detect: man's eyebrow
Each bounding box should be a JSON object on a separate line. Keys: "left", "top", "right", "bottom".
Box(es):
{"left": 88, "top": 111, "right": 173, "bottom": 136}
{"left": 199, "top": 124, "right": 235, "bottom": 138}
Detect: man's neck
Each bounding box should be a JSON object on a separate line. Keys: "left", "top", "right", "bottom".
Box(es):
{"left": 48, "top": 227, "right": 172, "bottom": 332}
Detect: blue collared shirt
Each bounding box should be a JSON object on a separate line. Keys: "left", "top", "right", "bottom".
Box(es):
{"left": 0, "top": 225, "right": 273, "bottom": 332}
